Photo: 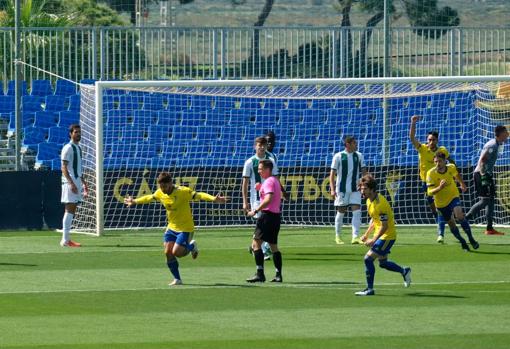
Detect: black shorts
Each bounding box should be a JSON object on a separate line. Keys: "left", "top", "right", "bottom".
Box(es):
{"left": 473, "top": 172, "right": 496, "bottom": 198}
{"left": 253, "top": 211, "right": 281, "bottom": 244}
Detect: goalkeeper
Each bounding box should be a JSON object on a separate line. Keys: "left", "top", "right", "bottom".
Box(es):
{"left": 465, "top": 125, "right": 509, "bottom": 235}
{"left": 124, "top": 172, "right": 228, "bottom": 286}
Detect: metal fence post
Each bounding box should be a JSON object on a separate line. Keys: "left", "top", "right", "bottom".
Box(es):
{"left": 220, "top": 29, "right": 226, "bottom": 80}
{"left": 457, "top": 28, "right": 464, "bottom": 76}
{"left": 213, "top": 29, "right": 218, "bottom": 79}
{"left": 449, "top": 29, "right": 456, "bottom": 76}
{"left": 331, "top": 29, "right": 336, "bottom": 79}
{"left": 100, "top": 28, "right": 105, "bottom": 80}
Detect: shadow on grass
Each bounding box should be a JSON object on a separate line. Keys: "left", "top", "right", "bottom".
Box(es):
{"left": 470, "top": 250, "right": 510, "bottom": 255}
{"left": 0, "top": 262, "right": 37, "bottom": 267}
{"left": 405, "top": 292, "right": 467, "bottom": 299}
{"left": 290, "top": 281, "right": 360, "bottom": 285}
{"left": 95, "top": 245, "right": 158, "bottom": 248}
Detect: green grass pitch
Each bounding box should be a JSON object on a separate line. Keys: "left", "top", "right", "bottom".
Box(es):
{"left": 0, "top": 226, "right": 509, "bottom": 349}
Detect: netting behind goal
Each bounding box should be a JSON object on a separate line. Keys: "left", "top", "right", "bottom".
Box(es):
{"left": 75, "top": 78, "right": 510, "bottom": 235}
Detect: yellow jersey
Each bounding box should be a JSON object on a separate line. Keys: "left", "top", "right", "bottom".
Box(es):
{"left": 426, "top": 164, "right": 459, "bottom": 209}
{"left": 135, "top": 186, "right": 215, "bottom": 232}
{"left": 367, "top": 193, "right": 396, "bottom": 240}
{"left": 417, "top": 144, "right": 450, "bottom": 181}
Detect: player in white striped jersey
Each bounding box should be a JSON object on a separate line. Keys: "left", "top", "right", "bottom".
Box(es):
{"left": 243, "top": 136, "right": 279, "bottom": 260}
{"left": 60, "top": 124, "right": 88, "bottom": 247}
{"left": 330, "top": 136, "right": 366, "bottom": 245}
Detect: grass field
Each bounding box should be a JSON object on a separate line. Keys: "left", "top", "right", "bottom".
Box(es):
{"left": 1, "top": 226, "right": 509, "bottom": 349}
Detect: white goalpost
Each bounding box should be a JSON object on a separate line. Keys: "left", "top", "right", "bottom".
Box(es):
{"left": 75, "top": 76, "right": 510, "bottom": 236}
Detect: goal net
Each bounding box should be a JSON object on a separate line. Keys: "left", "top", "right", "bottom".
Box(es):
{"left": 75, "top": 77, "right": 510, "bottom": 235}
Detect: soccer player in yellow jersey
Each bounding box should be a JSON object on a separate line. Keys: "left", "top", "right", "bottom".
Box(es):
{"left": 355, "top": 175, "right": 411, "bottom": 296}
{"left": 410, "top": 115, "right": 456, "bottom": 243}
{"left": 124, "top": 172, "right": 228, "bottom": 286}
{"left": 426, "top": 152, "right": 479, "bottom": 251}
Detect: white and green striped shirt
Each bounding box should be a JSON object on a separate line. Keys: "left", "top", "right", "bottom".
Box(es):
{"left": 61, "top": 141, "right": 83, "bottom": 184}
{"left": 331, "top": 150, "right": 364, "bottom": 194}
{"left": 242, "top": 152, "right": 279, "bottom": 207}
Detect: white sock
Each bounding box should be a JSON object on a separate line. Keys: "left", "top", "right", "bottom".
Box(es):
{"left": 335, "top": 212, "right": 344, "bottom": 237}
{"left": 62, "top": 212, "right": 74, "bottom": 242}
{"left": 352, "top": 209, "right": 361, "bottom": 237}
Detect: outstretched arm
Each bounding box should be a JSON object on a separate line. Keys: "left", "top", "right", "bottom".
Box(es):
{"left": 124, "top": 194, "right": 154, "bottom": 207}
{"left": 193, "top": 192, "right": 229, "bottom": 203}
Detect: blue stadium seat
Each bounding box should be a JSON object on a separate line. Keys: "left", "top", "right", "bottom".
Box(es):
{"left": 148, "top": 125, "right": 172, "bottom": 142}
{"left": 326, "top": 108, "right": 349, "bottom": 126}
{"left": 51, "top": 158, "right": 62, "bottom": 171}
{"left": 255, "top": 108, "right": 279, "bottom": 129}
{"left": 0, "top": 95, "right": 14, "bottom": 112}
{"left": 107, "top": 110, "right": 134, "bottom": 127}
{"left": 360, "top": 98, "right": 382, "bottom": 110}
{"left": 229, "top": 108, "right": 255, "bottom": 126}
{"left": 80, "top": 79, "right": 96, "bottom": 85}
{"left": 143, "top": 94, "right": 166, "bottom": 111}
{"left": 294, "top": 126, "right": 319, "bottom": 143}
{"left": 136, "top": 142, "right": 163, "bottom": 158}
{"left": 167, "top": 95, "right": 191, "bottom": 110}
{"left": 279, "top": 109, "right": 303, "bottom": 126}
{"left": 190, "top": 95, "right": 215, "bottom": 110}
{"left": 35, "top": 142, "right": 61, "bottom": 168}
{"left": 68, "top": 95, "right": 80, "bottom": 112}
{"left": 22, "top": 126, "right": 48, "bottom": 153}
{"left": 303, "top": 109, "right": 327, "bottom": 125}
{"left": 44, "top": 95, "right": 67, "bottom": 112}
{"left": 150, "top": 157, "right": 177, "bottom": 170}
{"left": 313, "top": 99, "right": 336, "bottom": 109}
{"left": 118, "top": 95, "right": 141, "bottom": 110}
{"left": 47, "top": 126, "right": 69, "bottom": 144}
{"left": 287, "top": 99, "right": 309, "bottom": 110}
{"left": 22, "top": 95, "right": 43, "bottom": 112}
{"left": 0, "top": 80, "right": 3, "bottom": 95}
{"left": 55, "top": 79, "right": 77, "bottom": 96}
{"left": 241, "top": 97, "right": 263, "bottom": 110}
{"left": 210, "top": 96, "right": 234, "bottom": 110}
{"left": 206, "top": 108, "right": 229, "bottom": 126}
{"left": 389, "top": 97, "right": 407, "bottom": 112}
{"left": 34, "top": 111, "right": 58, "bottom": 128}
{"left": 58, "top": 111, "right": 80, "bottom": 128}
{"left": 263, "top": 98, "right": 285, "bottom": 110}
{"left": 8, "top": 112, "right": 36, "bottom": 135}
{"left": 133, "top": 110, "right": 157, "bottom": 127}
{"left": 31, "top": 79, "right": 53, "bottom": 96}
{"left": 7, "top": 80, "right": 28, "bottom": 96}
{"left": 335, "top": 99, "right": 357, "bottom": 110}
{"left": 156, "top": 110, "right": 180, "bottom": 127}
{"left": 408, "top": 95, "right": 430, "bottom": 110}
{"left": 181, "top": 110, "right": 207, "bottom": 126}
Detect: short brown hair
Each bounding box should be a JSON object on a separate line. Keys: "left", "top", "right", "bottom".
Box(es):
{"left": 68, "top": 124, "right": 80, "bottom": 136}
{"left": 254, "top": 136, "right": 268, "bottom": 146}
{"left": 259, "top": 159, "right": 273, "bottom": 171}
{"left": 359, "top": 174, "right": 377, "bottom": 191}
{"left": 434, "top": 151, "right": 446, "bottom": 160}
{"left": 157, "top": 172, "right": 173, "bottom": 184}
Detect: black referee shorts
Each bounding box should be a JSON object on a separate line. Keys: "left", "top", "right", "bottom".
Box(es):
{"left": 473, "top": 172, "right": 496, "bottom": 198}
{"left": 253, "top": 211, "right": 281, "bottom": 244}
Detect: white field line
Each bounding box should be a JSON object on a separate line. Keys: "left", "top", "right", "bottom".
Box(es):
{"left": 0, "top": 280, "right": 509, "bottom": 295}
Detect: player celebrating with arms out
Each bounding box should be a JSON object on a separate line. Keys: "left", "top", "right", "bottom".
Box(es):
{"left": 356, "top": 174, "right": 411, "bottom": 296}
{"left": 124, "top": 172, "right": 228, "bottom": 286}
{"left": 409, "top": 115, "right": 456, "bottom": 243}
{"left": 426, "top": 152, "right": 479, "bottom": 251}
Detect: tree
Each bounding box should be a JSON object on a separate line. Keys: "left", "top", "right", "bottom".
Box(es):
{"left": 0, "top": 0, "right": 71, "bottom": 27}
{"left": 336, "top": 0, "right": 460, "bottom": 77}
{"left": 66, "top": 0, "right": 127, "bottom": 26}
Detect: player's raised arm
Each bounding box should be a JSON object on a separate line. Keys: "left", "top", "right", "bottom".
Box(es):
{"left": 409, "top": 115, "right": 421, "bottom": 150}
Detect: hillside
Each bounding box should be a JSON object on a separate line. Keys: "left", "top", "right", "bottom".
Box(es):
{"left": 145, "top": 0, "right": 510, "bottom": 28}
